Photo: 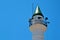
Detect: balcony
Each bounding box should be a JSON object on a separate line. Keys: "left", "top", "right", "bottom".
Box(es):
{"left": 29, "top": 20, "right": 48, "bottom": 27}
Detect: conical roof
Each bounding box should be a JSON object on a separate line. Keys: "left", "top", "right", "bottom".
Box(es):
{"left": 35, "top": 6, "right": 42, "bottom": 13}
{"left": 32, "top": 6, "right": 44, "bottom": 17}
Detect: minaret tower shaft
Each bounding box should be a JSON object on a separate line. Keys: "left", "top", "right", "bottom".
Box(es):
{"left": 29, "top": 6, "right": 49, "bottom": 40}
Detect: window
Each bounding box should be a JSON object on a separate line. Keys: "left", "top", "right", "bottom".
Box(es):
{"left": 38, "top": 17, "right": 41, "bottom": 19}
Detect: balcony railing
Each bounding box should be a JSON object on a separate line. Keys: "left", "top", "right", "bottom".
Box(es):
{"left": 29, "top": 20, "right": 48, "bottom": 27}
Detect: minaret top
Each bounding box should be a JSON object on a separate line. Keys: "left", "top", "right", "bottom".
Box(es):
{"left": 32, "top": 6, "right": 44, "bottom": 17}
{"left": 29, "top": 5, "right": 49, "bottom": 27}
{"left": 35, "top": 6, "right": 42, "bottom": 13}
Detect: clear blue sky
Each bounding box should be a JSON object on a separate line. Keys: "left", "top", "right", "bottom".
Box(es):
{"left": 0, "top": 0, "right": 60, "bottom": 40}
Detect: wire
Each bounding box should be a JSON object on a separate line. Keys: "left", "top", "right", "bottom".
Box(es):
{"left": 32, "top": 0, "right": 40, "bottom": 13}
{"left": 32, "top": 2, "right": 34, "bottom": 13}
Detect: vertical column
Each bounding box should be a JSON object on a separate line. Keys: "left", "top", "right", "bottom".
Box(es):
{"left": 32, "top": 30, "right": 44, "bottom": 40}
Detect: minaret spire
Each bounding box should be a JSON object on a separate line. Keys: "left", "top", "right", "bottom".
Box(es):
{"left": 32, "top": 5, "right": 44, "bottom": 17}
{"left": 35, "top": 6, "right": 42, "bottom": 14}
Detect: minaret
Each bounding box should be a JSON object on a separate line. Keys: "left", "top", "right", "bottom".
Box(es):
{"left": 29, "top": 6, "right": 49, "bottom": 40}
